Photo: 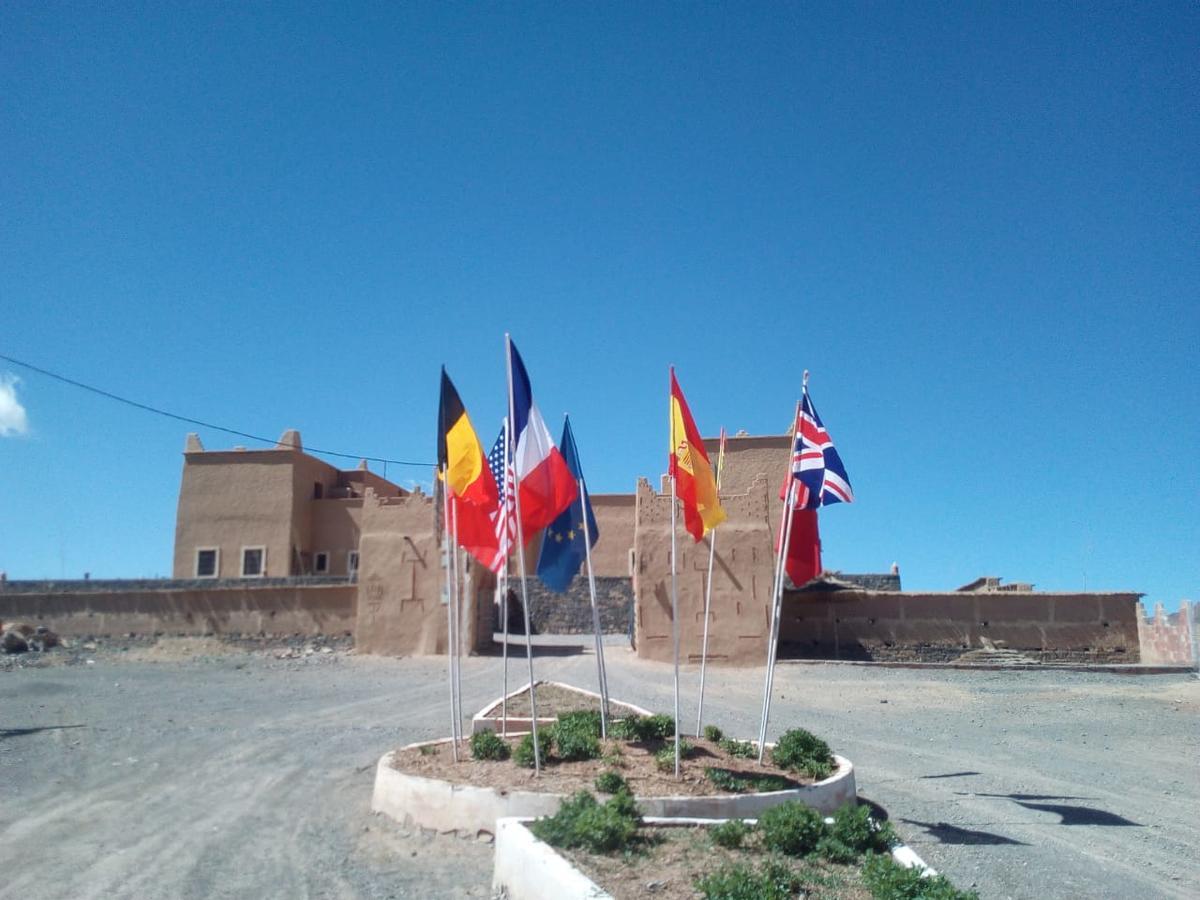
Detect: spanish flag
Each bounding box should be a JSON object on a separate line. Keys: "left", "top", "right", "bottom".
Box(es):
{"left": 438, "top": 368, "right": 501, "bottom": 567}
{"left": 669, "top": 368, "right": 726, "bottom": 541}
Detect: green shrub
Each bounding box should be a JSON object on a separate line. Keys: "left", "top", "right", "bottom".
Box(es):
{"left": 705, "top": 767, "right": 794, "bottom": 794}
{"left": 695, "top": 860, "right": 799, "bottom": 900}
{"left": 823, "top": 803, "right": 896, "bottom": 859}
{"left": 771, "top": 728, "right": 834, "bottom": 780}
{"left": 718, "top": 738, "right": 757, "bottom": 759}
{"left": 709, "top": 818, "right": 752, "bottom": 849}
{"left": 513, "top": 729, "right": 553, "bottom": 768}
{"left": 758, "top": 801, "right": 826, "bottom": 856}
{"left": 470, "top": 730, "right": 510, "bottom": 761}
{"left": 654, "top": 739, "right": 693, "bottom": 772}
{"left": 418, "top": 743, "right": 438, "bottom": 756}
{"left": 555, "top": 711, "right": 603, "bottom": 761}
{"left": 608, "top": 716, "right": 642, "bottom": 740}
{"left": 861, "top": 853, "right": 980, "bottom": 899}
{"left": 644, "top": 713, "right": 677, "bottom": 738}
{"left": 594, "top": 770, "right": 629, "bottom": 794}
{"left": 703, "top": 724, "right": 724, "bottom": 742}
{"left": 529, "top": 790, "right": 640, "bottom": 854}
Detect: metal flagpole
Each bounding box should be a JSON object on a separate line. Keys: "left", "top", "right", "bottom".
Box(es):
{"left": 440, "top": 466, "right": 460, "bottom": 762}
{"left": 506, "top": 333, "right": 542, "bottom": 774}
{"left": 758, "top": 397, "right": 804, "bottom": 763}
{"left": 500, "top": 417, "right": 511, "bottom": 737}
{"left": 578, "top": 475, "right": 609, "bottom": 739}
{"left": 450, "top": 490, "right": 464, "bottom": 753}
{"left": 695, "top": 426, "right": 726, "bottom": 737}
{"left": 669, "top": 368, "right": 682, "bottom": 778}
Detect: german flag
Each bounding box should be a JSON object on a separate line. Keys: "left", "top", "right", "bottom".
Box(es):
{"left": 438, "top": 369, "right": 501, "bottom": 566}
{"left": 669, "top": 368, "right": 726, "bottom": 541}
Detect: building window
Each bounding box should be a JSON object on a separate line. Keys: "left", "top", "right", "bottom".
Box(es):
{"left": 313, "top": 481, "right": 324, "bottom": 499}
{"left": 242, "top": 546, "right": 266, "bottom": 577}
{"left": 314, "top": 552, "right": 329, "bottom": 574}
{"left": 348, "top": 551, "right": 359, "bottom": 576}
{"left": 196, "top": 548, "right": 219, "bottom": 578}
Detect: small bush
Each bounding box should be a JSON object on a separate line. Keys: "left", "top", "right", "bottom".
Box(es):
{"left": 418, "top": 744, "right": 438, "bottom": 756}
{"left": 861, "top": 853, "right": 980, "bottom": 899}
{"left": 601, "top": 742, "right": 626, "bottom": 768}
{"left": 556, "top": 711, "right": 603, "bottom": 761}
{"left": 709, "top": 818, "right": 752, "bottom": 849}
{"left": 529, "top": 790, "right": 640, "bottom": 854}
{"left": 696, "top": 860, "right": 799, "bottom": 900}
{"left": 771, "top": 728, "right": 833, "bottom": 780}
{"left": 824, "top": 803, "right": 896, "bottom": 858}
{"left": 654, "top": 739, "right": 693, "bottom": 772}
{"left": 513, "top": 729, "right": 553, "bottom": 768}
{"left": 718, "top": 738, "right": 757, "bottom": 759}
{"left": 643, "top": 713, "right": 677, "bottom": 738}
{"left": 703, "top": 724, "right": 724, "bottom": 742}
{"left": 758, "top": 801, "right": 826, "bottom": 857}
{"left": 705, "top": 767, "right": 794, "bottom": 794}
{"left": 594, "top": 770, "right": 629, "bottom": 794}
{"left": 608, "top": 716, "right": 643, "bottom": 740}
{"left": 470, "top": 730, "right": 510, "bottom": 761}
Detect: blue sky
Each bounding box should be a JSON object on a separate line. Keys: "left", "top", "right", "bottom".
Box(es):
{"left": 2, "top": 3, "right": 1196, "bottom": 609}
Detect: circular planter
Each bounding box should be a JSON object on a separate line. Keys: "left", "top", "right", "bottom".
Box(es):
{"left": 371, "top": 741, "right": 856, "bottom": 837}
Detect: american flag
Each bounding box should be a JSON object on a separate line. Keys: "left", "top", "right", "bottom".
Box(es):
{"left": 486, "top": 421, "right": 515, "bottom": 573}
{"left": 788, "top": 390, "right": 854, "bottom": 508}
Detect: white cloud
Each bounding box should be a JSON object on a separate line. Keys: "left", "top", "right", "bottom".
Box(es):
{"left": 0, "top": 373, "right": 29, "bottom": 437}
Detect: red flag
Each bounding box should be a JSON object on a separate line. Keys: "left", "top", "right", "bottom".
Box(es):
{"left": 782, "top": 508, "right": 822, "bottom": 586}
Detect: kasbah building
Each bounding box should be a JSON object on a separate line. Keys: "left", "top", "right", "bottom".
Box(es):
{"left": 2, "top": 428, "right": 1195, "bottom": 668}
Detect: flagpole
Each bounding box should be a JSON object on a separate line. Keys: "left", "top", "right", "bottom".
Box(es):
{"left": 450, "top": 488, "right": 464, "bottom": 753}
{"left": 669, "top": 367, "right": 682, "bottom": 779}
{"left": 758, "top": 396, "right": 804, "bottom": 763}
{"left": 578, "top": 474, "right": 609, "bottom": 739}
{"left": 440, "top": 466, "right": 460, "bottom": 763}
{"left": 500, "top": 416, "right": 511, "bottom": 737}
{"left": 506, "top": 333, "right": 541, "bottom": 774}
{"left": 695, "top": 427, "right": 726, "bottom": 737}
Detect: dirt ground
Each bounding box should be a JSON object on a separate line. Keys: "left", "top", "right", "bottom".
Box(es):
{"left": 1, "top": 634, "right": 1196, "bottom": 899}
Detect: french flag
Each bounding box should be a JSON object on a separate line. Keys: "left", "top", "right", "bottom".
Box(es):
{"left": 507, "top": 338, "right": 579, "bottom": 535}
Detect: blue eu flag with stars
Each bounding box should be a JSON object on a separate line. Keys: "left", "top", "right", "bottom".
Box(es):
{"left": 536, "top": 416, "right": 598, "bottom": 593}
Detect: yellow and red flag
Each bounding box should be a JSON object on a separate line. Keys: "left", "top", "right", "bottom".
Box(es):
{"left": 438, "top": 368, "right": 501, "bottom": 567}
{"left": 668, "top": 368, "right": 727, "bottom": 541}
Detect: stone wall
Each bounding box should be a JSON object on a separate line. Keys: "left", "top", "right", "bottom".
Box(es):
{"left": 0, "top": 578, "right": 355, "bottom": 637}
{"left": 518, "top": 576, "right": 635, "bottom": 635}
{"left": 778, "top": 590, "right": 1143, "bottom": 663}
{"left": 1137, "top": 601, "right": 1196, "bottom": 667}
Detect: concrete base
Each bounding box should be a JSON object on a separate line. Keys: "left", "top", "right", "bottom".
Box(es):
{"left": 371, "top": 742, "right": 856, "bottom": 836}
{"left": 492, "top": 816, "right": 936, "bottom": 900}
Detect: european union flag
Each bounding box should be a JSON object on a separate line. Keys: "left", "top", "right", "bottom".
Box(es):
{"left": 536, "top": 416, "right": 598, "bottom": 593}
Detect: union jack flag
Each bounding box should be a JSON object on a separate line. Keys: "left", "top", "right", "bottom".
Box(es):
{"left": 787, "top": 390, "right": 854, "bottom": 508}
{"left": 487, "top": 420, "right": 516, "bottom": 573}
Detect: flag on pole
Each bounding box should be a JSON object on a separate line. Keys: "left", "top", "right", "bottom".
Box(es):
{"left": 669, "top": 368, "right": 726, "bottom": 541}
{"left": 787, "top": 389, "right": 854, "bottom": 509}
{"left": 438, "top": 368, "right": 502, "bottom": 568}
{"left": 508, "top": 341, "right": 578, "bottom": 533}
{"left": 486, "top": 421, "right": 516, "bottom": 574}
{"left": 536, "top": 417, "right": 599, "bottom": 592}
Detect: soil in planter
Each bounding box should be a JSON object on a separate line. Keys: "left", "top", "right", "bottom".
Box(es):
{"left": 563, "top": 824, "right": 873, "bottom": 900}
{"left": 481, "top": 683, "right": 641, "bottom": 720}
{"left": 391, "top": 734, "right": 822, "bottom": 798}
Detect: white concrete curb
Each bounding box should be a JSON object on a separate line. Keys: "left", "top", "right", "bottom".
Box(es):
{"left": 371, "top": 745, "right": 856, "bottom": 835}
{"left": 491, "top": 816, "right": 938, "bottom": 900}
{"left": 471, "top": 680, "right": 652, "bottom": 735}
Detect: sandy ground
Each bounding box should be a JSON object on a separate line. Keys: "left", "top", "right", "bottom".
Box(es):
{"left": 0, "top": 635, "right": 1196, "bottom": 899}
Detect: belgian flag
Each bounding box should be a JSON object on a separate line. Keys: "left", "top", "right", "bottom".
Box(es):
{"left": 438, "top": 369, "right": 501, "bottom": 566}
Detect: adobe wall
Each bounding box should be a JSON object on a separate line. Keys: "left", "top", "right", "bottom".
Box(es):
{"left": 1137, "top": 601, "right": 1196, "bottom": 667}
{"left": 0, "top": 578, "right": 355, "bottom": 637}
{"left": 778, "top": 590, "right": 1143, "bottom": 663}
{"left": 310, "top": 498, "right": 363, "bottom": 575}
{"left": 354, "top": 490, "right": 493, "bottom": 657}
{"left": 633, "top": 475, "right": 776, "bottom": 665}
{"left": 173, "top": 451, "right": 299, "bottom": 578}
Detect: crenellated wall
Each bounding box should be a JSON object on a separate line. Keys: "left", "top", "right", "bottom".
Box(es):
{"left": 1137, "top": 601, "right": 1196, "bottom": 667}
{"left": 633, "top": 474, "right": 777, "bottom": 665}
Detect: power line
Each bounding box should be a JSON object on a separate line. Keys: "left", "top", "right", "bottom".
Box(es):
{"left": 0, "top": 351, "right": 435, "bottom": 469}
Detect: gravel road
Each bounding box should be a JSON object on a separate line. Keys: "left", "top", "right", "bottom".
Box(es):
{"left": 1, "top": 638, "right": 1196, "bottom": 899}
